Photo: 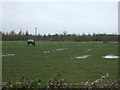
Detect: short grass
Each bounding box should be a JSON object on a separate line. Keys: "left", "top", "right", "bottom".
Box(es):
{"left": 2, "top": 41, "right": 118, "bottom": 84}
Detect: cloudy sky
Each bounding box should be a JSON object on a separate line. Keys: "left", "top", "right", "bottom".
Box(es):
{"left": 1, "top": 2, "right": 118, "bottom": 35}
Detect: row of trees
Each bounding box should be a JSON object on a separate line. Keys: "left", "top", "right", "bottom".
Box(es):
{"left": 1, "top": 30, "right": 119, "bottom": 42}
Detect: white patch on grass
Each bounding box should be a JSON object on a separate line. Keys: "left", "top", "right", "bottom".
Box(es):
{"left": 44, "top": 56, "right": 49, "bottom": 58}
{"left": 55, "top": 48, "right": 67, "bottom": 51}
{"left": 87, "top": 49, "right": 91, "bottom": 51}
{"left": 44, "top": 48, "right": 67, "bottom": 53}
{"left": 43, "top": 51, "right": 50, "bottom": 53}
{"left": 75, "top": 55, "right": 90, "bottom": 59}
{"left": 51, "top": 50, "right": 55, "bottom": 52}
{"left": 102, "top": 55, "right": 119, "bottom": 59}
{"left": 0, "top": 53, "right": 15, "bottom": 56}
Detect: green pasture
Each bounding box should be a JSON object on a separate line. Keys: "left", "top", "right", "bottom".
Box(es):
{"left": 2, "top": 41, "right": 118, "bottom": 84}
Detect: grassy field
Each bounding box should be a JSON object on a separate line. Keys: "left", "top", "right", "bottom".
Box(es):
{"left": 2, "top": 41, "right": 118, "bottom": 84}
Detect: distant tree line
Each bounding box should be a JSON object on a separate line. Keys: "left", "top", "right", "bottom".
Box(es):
{"left": 1, "top": 30, "right": 119, "bottom": 42}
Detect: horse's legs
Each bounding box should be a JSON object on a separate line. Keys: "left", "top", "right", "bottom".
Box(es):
{"left": 27, "top": 42, "right": 35, "bottom": 46}
{"left": 33, "top": 43, "right": 35, "bottom": 46}
{"left": 27, "top": 42, "right": 30, "bottom": 46}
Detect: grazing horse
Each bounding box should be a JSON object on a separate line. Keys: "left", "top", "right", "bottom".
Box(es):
{"left": 27, "top": 39, "right": 35, "bottom": 46}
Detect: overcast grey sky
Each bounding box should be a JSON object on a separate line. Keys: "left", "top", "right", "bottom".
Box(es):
{"left": 1, "top": 2, "right": 118, "bottom": 35}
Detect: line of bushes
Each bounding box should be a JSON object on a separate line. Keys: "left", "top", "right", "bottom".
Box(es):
{"left": 1, "top": 31, "right": 119, "bottom": 42}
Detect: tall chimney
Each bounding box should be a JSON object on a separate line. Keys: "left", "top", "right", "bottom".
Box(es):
{"left": 35, "top": 27, "right": 37, "bottom": 36}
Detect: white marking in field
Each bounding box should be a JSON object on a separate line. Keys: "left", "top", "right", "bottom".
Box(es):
{"left": 87, "top": 49, "right": 91, "bottom": 51}
{"left": 75, "top": 55, "right": 90, "bottom": 59}
{"left": 51, "top": 50, "right": 55, "bottom": 52}
{"left": 44, "top": 56, "right": 48, "bottom": 58}
{"left": 43, "top": 51, "right": 50, "bottom": 53}
{"left": 55, "top": 48, "right": 67, "bottom": 51}
{"left": 102, "top": 55, "right": 119, "bottom": 59}
{"left": 0, "top": 53, "right": 15, "bottom": 56}
{"left": 44, "top": 48, "right": 67, "bottom": 53}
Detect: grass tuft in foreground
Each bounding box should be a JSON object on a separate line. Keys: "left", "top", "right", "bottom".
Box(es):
{"left": 2, "top": 73, "right": 119, "bottom": 89}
